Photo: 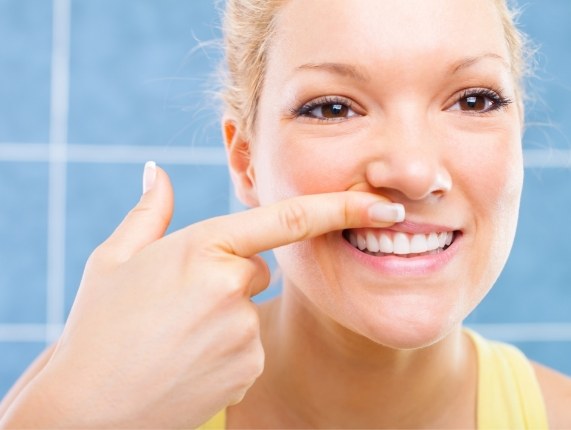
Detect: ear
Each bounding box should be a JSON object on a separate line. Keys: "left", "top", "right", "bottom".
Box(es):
{"left": 223, "top": 118, "right": 260, "bottom": 207}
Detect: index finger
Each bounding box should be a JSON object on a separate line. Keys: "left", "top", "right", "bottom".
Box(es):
{"left": 202, "top": 192, "right": 405, "bottom": 258}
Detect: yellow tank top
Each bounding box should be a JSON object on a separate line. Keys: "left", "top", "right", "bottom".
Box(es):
{"left": 198, "top": 329, "right": 548, "bottom": 429}
{"left": 466, "top": 329, "right": 548, "bottom": 429}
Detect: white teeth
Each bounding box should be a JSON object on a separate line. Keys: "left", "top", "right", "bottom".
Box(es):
{"left": 438, "top": 232, "right": 447, "bottom": 248}
{"left": 357, "top": 235, "right": 367, "bottom": 250}
{"left": 410, "top": 234, "right": 428, "bottom": 253}
{"left": 366, "top": 231, "right": 380, "bottom": 253}
{"left": 349, "top": 233, "right": 358, "bottom": 248}
{"left": 349, "top": 230, "right": 455, "bottom": 256}
{"left": 428, "top": 232, "right": 439, "bottom": 250}
{"left": 445, "top": 232, "right": 453, "bottom": 246}
{"left": 379, "top": 233, "right": 393, "bottom": 253}
{"left": 393, "top": 232, "right": 410, "bottom": 255}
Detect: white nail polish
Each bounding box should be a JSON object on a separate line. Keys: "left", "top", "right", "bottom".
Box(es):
{"left": 369, "top": 202, "right": 405, "bottom": 223}
{"left": 143, "top": 161, "right": 157, "bottom": 194}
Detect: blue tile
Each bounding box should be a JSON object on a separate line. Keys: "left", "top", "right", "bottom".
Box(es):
{"left": 467, "top": 169, "right": 571, "bottom": 324}
{"left": 68, "top": 0, "right": 223, "bottom": 147}
{"left": 514, "top": 341, "right": 571, "bottom": 377}
{"left": 0, "top": 0, "right": 52, "bottom": 142}
{"left": 0, "top": 342, "right": 46, "bottom": 399}
{"left": 520, "top": 1, "right": 571, "bottom": 150}
{"left": 64, "top": 162, "right": 230, "bottom": 315}
{"left": 0, "top": 162, "right": 48, "bottom": 323}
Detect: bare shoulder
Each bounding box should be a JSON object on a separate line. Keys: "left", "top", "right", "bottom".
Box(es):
{"left": 532, "top": 361, "right": 571, "bottom": 429}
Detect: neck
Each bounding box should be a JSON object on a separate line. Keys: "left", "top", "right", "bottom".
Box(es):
{"left": 230, "top": 285, "right": 477, "bottom": 429}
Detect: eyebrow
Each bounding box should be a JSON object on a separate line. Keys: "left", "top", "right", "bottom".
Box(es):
{"left": 295, "top": 53, "right": 510, "bottom": 82}
{"left": 451, "top": 53, "right": 510, "bottom": 73}
{"left": 295, "top": 62, "right": 370, "bottom": 82}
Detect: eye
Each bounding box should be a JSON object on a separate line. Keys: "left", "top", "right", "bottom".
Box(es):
{"left": 293, "top": 96, "right": 360, "bottom": 122}
{"left": 312, "top": 102, "right": 351, "bottom": 119}
{"left": 459, "top": 95, "right": 491, "bottom": 111}
{"left": 447, "top": 88, "right": 512, "bottom": 114}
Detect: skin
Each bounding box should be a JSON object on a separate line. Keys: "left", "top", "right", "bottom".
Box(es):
{"left": 0, "top": 169, "right": 401, "bottom": 428}
{"left": 224, "top": 0, "right": 571, "bottom": 428}
{"left": 250, "top": 0, "right": 523, "bottom": 351}
{"left": 1, "top": 0, "right": 570, "bottom": 429}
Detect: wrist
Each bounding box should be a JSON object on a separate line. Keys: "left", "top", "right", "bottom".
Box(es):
{"left": 0, "top": 360, "right": 99, "bottom": 429}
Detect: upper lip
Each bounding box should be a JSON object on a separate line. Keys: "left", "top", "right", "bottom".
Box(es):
{"left": 374, "top": 220, "right": 458, "bottom": 235}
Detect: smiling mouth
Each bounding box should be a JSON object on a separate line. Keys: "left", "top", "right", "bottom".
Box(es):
{"left": 343, "top": 229, "right": 458, "bottom": 258}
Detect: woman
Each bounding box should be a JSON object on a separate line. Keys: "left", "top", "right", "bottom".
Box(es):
{"left": 1, "top": 0, "right": 570, "bottom": 428}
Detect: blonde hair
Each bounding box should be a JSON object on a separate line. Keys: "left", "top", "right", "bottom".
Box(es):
{"left": 221, "top": 0, "right": 286, "bottom": 139}
{"left": 493, "top": 0, "right": 535, "bottom": 107}
{"left": 221, "top": 0, "right": 532, "bottom": 138}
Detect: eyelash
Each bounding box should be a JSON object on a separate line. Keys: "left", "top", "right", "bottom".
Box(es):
{"left": 290, "top": 96, "right": 355, "bottom": 122}
{"left": 453, "top": 87, "right": 513, "bottom": 114}
{"left": 290, "top": 88, "right": 513, "bottom": 122}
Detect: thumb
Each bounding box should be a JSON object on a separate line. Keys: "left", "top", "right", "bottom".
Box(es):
{"left": 104, "top": 161, "right": 174, "bottom": 261}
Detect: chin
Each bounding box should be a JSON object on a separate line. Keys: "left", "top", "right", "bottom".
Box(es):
{"left": 339, "top": 294, "right": 468, "bottom": 351}
{"left": 364, "top": 320, "right": 459, "bottom": 351}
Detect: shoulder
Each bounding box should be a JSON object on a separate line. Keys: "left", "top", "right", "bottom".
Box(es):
{"left": 532, "top": 361, "right": 571, "bottom": 429}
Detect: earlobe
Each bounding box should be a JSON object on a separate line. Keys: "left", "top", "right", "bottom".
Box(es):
{"left": 223, "top": 119, "right": 260, "bottom": 207}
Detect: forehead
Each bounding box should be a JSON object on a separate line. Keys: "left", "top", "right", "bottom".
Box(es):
{"left": 269, "top": 0, "right": 510, "bottom": 78}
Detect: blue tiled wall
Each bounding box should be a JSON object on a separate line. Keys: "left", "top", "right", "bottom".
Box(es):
{"left": 1, "top": 0, "right": 570, "bottom": 400}
{"left": 0, "top": 163, "right": 48, "bottom": 324}
{"left": 0, "top": 0, "right": 52, "bottom": 143}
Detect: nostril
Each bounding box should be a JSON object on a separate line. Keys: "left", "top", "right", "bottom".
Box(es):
{"left": 430, "top": 172, "right": 453, "bottom": 195}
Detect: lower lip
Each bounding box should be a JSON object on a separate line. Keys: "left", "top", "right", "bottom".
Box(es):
{"left": 341, "top": 232, "right": 461, "bottom": 277}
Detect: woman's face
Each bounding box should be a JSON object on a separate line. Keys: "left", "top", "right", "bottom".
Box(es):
{"left": 246, "top": 0, "right": 523, "bottom": 348}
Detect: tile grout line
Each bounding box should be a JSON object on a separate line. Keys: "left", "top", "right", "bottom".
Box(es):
{"left": 0, "top": 144, "right": 571, "bottom": 168}
{"left": 0, "top": 143, "right": 227, "bottom": 164}
{"left": 465, "top": 323, "right": 571, "bottom": 342}
{"left": 45, "top": 0, "right": 71, "bottom": 344}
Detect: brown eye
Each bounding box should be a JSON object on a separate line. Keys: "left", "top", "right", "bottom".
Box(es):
{"left": 309, "top": 102, "right": 352, "bottom": 119}
{"left": 447, "top": 89, "right": 511, "bottom": 114}
{"left": 321, "top": 103, "right": 348, "bottom": 118}
{"left": 296, "top": 96, "right": 360, "bottom": 122}
{"left": 459, "top": 95, "right": 489, "bottom": 112}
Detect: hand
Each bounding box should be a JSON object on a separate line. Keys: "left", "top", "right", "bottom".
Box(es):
{"left": 0, "top": 163, "right": 404, "bottom": 429}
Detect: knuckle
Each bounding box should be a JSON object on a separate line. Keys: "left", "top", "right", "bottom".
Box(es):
{"left": 241, "top": 310, "right": 260, "bottom": 339}
{"left": 250, "top": 343, "right": 265, "bottom": 378}
{"left": 279, "top": 201, "right": 311, "bottom": 240}
{"left": 252, "top": 255, "right": 271, "bottom": 282}
{"left": 86, "top": 243, "right": 114, "bottom": 270}
{"left": 213, "top": 262, "right": 258, "bottom": 301}
{"left": 129, "top": 204, "right": 167, "bottom": 227}
{"left": 239, "top": 342, "right": 265, "bottom": 388}
{"left": 258, "top": 263, "right": 272, "bottom": 289}
{"left": 219, "top": 276, "right": 248, "bottom": 300}
{"left": 226, "top": 348, "right": 264, "bottom": 406}
{"left": 231, "top": 307, "right": 259, "bottom": 344}
{"left": 228, "top": 387, "right": 249, "bottom": 406}
{"left": 88, "top": 238, "right": 133, "bottom": 268}
{"left": 343, "top": 198, "right": 352, "bottom": 226}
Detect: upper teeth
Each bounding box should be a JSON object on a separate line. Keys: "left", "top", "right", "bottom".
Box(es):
{"left": 348, "top": 230, "right": 454, "bottom": 255}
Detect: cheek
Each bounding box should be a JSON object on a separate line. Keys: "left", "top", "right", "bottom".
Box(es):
{"left": 489, "top": 149, "right": 524, "bottom": 269}
{"left": 455, "top": 128, "right": 523, "bottom": 220}
{"left": 253, "top": 131, "right": 365, "bottom": 203}
{"left": 453, "top": 126, "right": 523, "bottom": 292}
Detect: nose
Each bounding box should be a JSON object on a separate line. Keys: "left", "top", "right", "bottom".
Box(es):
{"left": 365, "top": 120, "right": 452, "bottom": 202}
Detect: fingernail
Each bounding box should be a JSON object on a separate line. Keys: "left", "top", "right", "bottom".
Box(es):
{"left": 142, "top": 161, "right": 157, "bottom": 194}
{"left": 369, "top": 202, "right": 405, "bottom": 223}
